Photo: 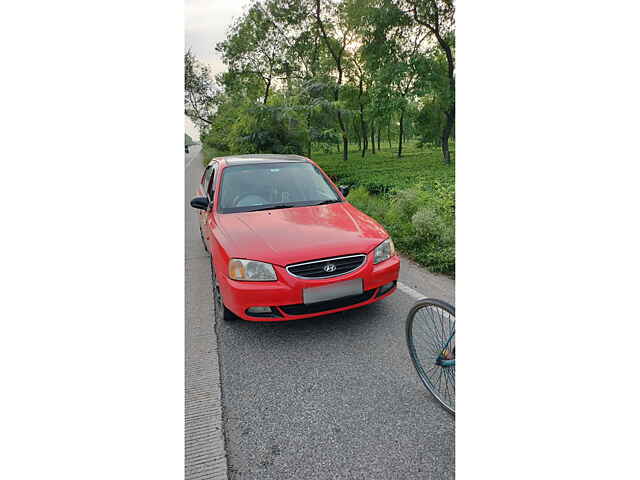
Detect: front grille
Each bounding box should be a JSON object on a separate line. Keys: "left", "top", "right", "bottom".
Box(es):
{"left": 286, "top": 254, "right": 366, "bottom": 279}
{"left": 278, "top": 289, "right": 376, "bottom": 316}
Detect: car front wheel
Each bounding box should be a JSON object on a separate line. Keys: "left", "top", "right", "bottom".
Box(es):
{"left": 210, "top": 260, "right": 236, "bottom": 322}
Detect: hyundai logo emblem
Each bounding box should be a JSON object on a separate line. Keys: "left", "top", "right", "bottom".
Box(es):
{"left": 323, "top": 263, "right": 337, "bottom": 273}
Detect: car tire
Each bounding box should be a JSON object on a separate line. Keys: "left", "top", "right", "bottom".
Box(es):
{"left": 200, "top": 225, "right": 208, "bottom": 252}
{"left": 210, "top": 259, "right": 237, "bottom": 322}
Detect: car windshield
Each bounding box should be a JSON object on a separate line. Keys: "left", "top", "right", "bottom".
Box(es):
{"left": 218, "top": 162, "right": 341, "bottom": 213}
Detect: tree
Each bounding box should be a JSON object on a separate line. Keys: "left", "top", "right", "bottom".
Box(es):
{"left": 397, "top": 0, "right": 455, "bottom": 163}
{"left": 315, "top": 0, "right": 356, "bottom": 161}
{"left": 198, "top": 0, "right": 455, "bottom": 164}
{"left": 350, "top": 52, "right": 370, "bottom": 157}
{"left": 184, "top": 50, "right": 219, "bottom": 130}
{"left": 363, "top": 1, "right": 430, "bottom": 157}
{"left": 216, "top": 2, "right": 289, "bottom": 104}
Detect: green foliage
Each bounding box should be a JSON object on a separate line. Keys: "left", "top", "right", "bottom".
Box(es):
{"left": 346, "top": 181, "right": 454, "bottom": 273}
{"left": 200, "top": 92, "right": 308, "bottom": 155}
{"left": 184, "top": 50, "right": 220, "bottom": 130}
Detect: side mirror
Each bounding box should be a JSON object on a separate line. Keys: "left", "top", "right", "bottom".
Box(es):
{"left": 339, "top": 185, "right": 350, "bottom": 197}
{"left": 190, "top": 196, "right": 210, "bottom": 210}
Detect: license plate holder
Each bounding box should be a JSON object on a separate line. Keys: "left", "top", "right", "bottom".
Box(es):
{"left": 303, "top": 278, "right": 363, "bottom": 304}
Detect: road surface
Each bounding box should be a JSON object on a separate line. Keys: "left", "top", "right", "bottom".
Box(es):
{"left": 185, "top": 145, "right": 455, "bottom": 480}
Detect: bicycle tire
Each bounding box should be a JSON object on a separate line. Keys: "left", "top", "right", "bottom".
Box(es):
{"left": 406, "top": 298, "right": 455, "bottom": 415}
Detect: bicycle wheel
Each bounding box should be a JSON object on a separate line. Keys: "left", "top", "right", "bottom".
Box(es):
{"left": 406, "top": 298, "right": 455, "bottom": 415}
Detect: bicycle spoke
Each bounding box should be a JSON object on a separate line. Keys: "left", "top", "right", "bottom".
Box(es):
{"left": 442, "top": 368, "right": 451, "bottom": 402}
{"left": 415, "top": 310, "right": 442, "bottom": 356}
{"left": 437, "top": 307, "right": 446, "bottom": 349}
{"left": 423, "top": 307, "right": 441, "bottom": 346}
{"left": 413, "top": 321, "right": 438, "bottom": 357}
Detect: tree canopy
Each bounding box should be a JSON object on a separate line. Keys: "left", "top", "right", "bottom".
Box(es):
{"left": 185, "top": 0, "right": 455, "bottom": 163}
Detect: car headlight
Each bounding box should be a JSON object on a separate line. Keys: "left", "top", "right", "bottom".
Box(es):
{"left": 228, "top": 258, "right": 277, "bottom": 281}
{"left": 373, "top": 238, "right": 395, "bottom": 264}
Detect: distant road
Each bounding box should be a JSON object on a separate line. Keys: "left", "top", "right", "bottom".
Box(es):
{"left": 185, "top": 144, "right": 455, "bottom": 480}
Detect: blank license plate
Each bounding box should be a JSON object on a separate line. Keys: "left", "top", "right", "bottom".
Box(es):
{"left": 303, "top": 278, "right": 363, "bottom": 304}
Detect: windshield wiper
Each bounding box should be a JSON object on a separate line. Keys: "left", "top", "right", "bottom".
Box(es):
{"left": 308, "top": 199, "right": 341, "bottom": 206}
{"left": 245, "top": 203, "right": 297, "bottom": 212}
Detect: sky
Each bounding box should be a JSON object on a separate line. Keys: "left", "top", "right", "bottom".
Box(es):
{"left": 185, "top": 0, "right": 247, "bottom": 139}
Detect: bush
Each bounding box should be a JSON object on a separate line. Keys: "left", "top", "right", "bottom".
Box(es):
{"left": 347, "top": 186, "right": 388, "bottom": 222}
{"left": 345, "top": 182, "right": 455, "bottom": 274}
{"left": 412, "top": 206, "right": 441, "bottom": 237}
{"left": 391, "top": 187, "right": 423, "bottom": 219}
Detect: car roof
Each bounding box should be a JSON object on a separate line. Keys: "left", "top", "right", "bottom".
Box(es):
{"left": 208, "top": 154, "right": 309, "bottom": 168}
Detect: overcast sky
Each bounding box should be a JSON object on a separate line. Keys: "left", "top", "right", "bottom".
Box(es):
{"left": 185, "top": 0, "right": 247, "bottom": 139}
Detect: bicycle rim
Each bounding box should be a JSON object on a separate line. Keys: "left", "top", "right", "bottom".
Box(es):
{"left": 406, "top": 299, "right": 455, "bottom": 415}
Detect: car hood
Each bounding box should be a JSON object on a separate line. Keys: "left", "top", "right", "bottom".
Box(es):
{"left": 216, "top": 202, "right": 389, "bottom": 266}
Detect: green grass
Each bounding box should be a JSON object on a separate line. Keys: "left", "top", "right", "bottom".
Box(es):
{"left": 311, "top": 141, "right": 454, "bottom": 195}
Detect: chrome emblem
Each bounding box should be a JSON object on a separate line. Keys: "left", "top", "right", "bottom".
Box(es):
{"left": 323, "top": 263, "right": 337, "bottom": 273}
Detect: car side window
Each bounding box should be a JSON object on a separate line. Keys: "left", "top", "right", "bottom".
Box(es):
{"left": 207, "top": 165, "right": 218, "bottom": 200}
{"left": 202, "top": 166, "right": 213, "bottom": 194}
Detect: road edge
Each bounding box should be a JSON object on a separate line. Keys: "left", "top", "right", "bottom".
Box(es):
{"left": 185, "top": 146, "right": 229, "bottom": 480}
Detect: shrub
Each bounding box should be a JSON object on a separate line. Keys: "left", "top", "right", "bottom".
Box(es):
{"left": 391, "top": 187, "right": 423, "bottom": 219}
{"left": 411, "top": 206, "right": 441, "bottom": 237}
{"left": 345, "top": 182, "right": 455, "bottom": 274}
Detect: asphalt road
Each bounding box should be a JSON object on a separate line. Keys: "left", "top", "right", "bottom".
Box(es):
{"left": 186, "top": 145, "right": 455, "bottom": 480}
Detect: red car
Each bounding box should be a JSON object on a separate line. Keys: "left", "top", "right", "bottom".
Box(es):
{"left": 190, "top": 154, "right": 399, "bottom": 322}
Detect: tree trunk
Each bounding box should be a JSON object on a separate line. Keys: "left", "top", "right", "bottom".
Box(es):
{"left": 354, "top": 117, "right": 361, "bottom": 151}
{"left": 398, "top": 110, "right": 405, "bottom": 158}
{"left": 434, "top": 31, "right": 455, "bottom": 163}
{"left": 377, "top": 126, "right": 381, "bottom": 151}
{"left": 335, "top": 81, "right": 348, "bottom": 160}
{"left": 307, "top": 111, "right": 312, "bottom": 158}
{"left": 360, "top": 110, "right": 367, "bottom": 157}
{"left": 337, "top": 109, "right": 348, "bottom": 161}
{"left": 315, "top": 0, "right": 348, "bottom": 161}
{"left": 342, "top": 134, "right": 348, "bottom": 160}
{"left": 358, "top": 75, "right": 367, "bottom": 157}
{"left": 370, "top": 120, "right": 376, "bottom": 154}
{"left": 387, "top": 123, "right": 392, "bottom": 149}
{"left": 410, "top": 6, "right": 455, "bottom": 163}
{"left": 263, "top": 76, "right": 271, "bottom": 105}
{"left": 441, "top": 108, "right": 454, "bottom": 165}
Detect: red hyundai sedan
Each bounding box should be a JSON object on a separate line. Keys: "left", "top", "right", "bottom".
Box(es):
{"left": 190, "top": 154, "right": 399, "bottom": 322}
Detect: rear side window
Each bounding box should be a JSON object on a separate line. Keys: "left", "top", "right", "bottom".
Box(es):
{"left": 207, "top": 165, "right": 218, "bottom": 200}
{"left": 202, "top": 166, "right": 213, "bottom": 194}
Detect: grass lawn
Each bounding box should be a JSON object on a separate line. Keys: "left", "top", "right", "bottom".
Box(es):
{"left": 311, "top": 141, "right": 454, "bottom": 194}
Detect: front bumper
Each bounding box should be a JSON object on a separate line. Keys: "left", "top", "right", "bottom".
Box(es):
{"left": 218, "top": 254, "right": 400, "bottom": 321}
